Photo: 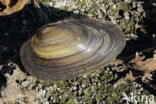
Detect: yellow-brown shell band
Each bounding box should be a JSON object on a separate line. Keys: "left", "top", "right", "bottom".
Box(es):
{"left": 20, "top": 17, "right": 125, "bottom": 81}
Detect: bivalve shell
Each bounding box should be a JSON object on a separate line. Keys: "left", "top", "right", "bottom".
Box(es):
{"left": 20, "top": 16, "right": 126, "bottom": 81}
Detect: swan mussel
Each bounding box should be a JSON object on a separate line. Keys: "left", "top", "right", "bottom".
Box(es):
{"left": 20, "top": 16, "right": 126, "bottom": 81}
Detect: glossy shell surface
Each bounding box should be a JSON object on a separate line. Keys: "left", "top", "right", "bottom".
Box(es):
{"left": 20, "top": 16, "right": 126, "bottom": 81}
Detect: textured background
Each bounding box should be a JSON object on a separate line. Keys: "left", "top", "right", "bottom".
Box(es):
{"left": 0, "top": 0, "right": 156, "bottom": 104}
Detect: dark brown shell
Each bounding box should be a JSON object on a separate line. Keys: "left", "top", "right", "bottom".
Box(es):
{"left": 20, "top": 16, "right": 126, "bottom": 81}
{"left": 0, "top": 0, "right": 26, "bottom": 16}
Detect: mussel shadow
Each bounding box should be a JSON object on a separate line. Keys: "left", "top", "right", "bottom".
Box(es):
{"left": 0, "top": 4, "right": 81, "bottom": 89}
{"left": 0, "top": 4, "right": 80, "bottom": 64}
